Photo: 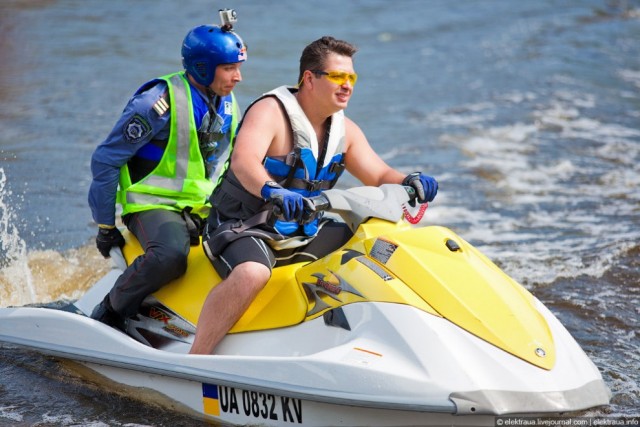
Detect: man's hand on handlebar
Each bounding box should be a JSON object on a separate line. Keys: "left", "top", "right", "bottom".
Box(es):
{"left": 261, "top": 181, "right": 312, "bottom": 222}
{"left": 402, "top": 172, "right": 438, "bottom": 205}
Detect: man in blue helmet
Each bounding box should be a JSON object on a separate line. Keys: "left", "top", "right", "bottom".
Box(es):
{"left": 189, "top": 36, "right": 437, "bottom": 354}
{"left": 87, "top": 16, "right": 247, "bottom": 330}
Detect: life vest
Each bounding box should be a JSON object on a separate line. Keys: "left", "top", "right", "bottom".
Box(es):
{"left": 211, "top": 86, "right": 345, "bottom": 238}
{"left": 263, "top": 86, "right": 345, "bottom": 236}
{"left": 118, "top": 72, "right": 239, "bottom": 219}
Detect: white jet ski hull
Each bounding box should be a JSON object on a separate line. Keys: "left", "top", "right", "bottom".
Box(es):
{"left": 0, "top": 300, "right": 609, "bottom": 427}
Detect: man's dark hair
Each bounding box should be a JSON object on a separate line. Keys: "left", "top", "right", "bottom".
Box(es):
{"left": 298, "top": 36, "right": 358, "bottom": 85}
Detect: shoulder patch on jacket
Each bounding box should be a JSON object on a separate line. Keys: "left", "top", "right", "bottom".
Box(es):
{"left": 123, "top": 113, "right": 152, "bottom": 143}
{"left": 152, "top": 95, "right": 170, "bottom": 116}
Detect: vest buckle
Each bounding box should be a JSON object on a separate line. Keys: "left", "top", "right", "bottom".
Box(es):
{"left": 306, "top": 180, "right": 323, "bottom": 192}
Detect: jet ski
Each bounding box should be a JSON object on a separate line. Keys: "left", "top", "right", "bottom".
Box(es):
{"left": 0, "top": 184, "right": 610, "bottom": 426}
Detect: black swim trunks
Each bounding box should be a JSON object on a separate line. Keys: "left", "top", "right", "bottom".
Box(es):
{"left": 203, "top": 217, "right": 352, "bottom": 278}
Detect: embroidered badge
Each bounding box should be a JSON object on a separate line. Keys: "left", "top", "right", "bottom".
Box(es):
{"left": 123, "top": 114, "right": 152, "bottom": 143}
{"left": 224, "top": 101, "right": 233, "bottom": 116}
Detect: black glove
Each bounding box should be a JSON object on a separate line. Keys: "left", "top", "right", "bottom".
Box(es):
{"left": 96, "top": 227, "right": 125, "bottom": 258}
{"left": 402, "top": 172, "right": 439, "bottom": 204}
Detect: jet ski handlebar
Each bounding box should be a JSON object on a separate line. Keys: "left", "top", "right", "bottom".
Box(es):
{"left": 307, "top": 185, "right": 417, "bottom": 212}
{"left": 272, "top": 184, "right": 419, "bottom": 231}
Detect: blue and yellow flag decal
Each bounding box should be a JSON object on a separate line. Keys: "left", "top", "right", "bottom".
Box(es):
{"left": 202, "top": 383, "right": 220, "bottom": 416}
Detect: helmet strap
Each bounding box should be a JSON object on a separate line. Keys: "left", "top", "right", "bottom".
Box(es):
{"left": 204, "top": 88, "right": 220, "bottom": 118}
{"left": 205, "top": 87, "right": 219, "bottom": 105}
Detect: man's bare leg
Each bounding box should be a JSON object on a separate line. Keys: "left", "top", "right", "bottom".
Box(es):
{"left": 189, "top": 261, "right": 271, "bottom": 354}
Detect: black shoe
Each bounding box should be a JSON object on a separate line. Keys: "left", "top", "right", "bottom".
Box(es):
{"left": 90, "top": 295, "right": 127, "bottom": 332}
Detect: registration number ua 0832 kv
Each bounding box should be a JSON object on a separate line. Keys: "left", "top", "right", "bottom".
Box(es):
{"left": 203, "top": 383, "right": 304, "bottom": 424}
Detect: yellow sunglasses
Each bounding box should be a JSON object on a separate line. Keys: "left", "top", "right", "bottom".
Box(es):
{"left": 311, "top": 70, "right": 358, "bottom": 86}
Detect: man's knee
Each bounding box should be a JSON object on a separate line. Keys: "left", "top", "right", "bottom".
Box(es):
{"left": 231, "top": 262, "right": 271, "bottom": 293}
{"left": 149, "top": 246, "right": 189, "bottom": 279}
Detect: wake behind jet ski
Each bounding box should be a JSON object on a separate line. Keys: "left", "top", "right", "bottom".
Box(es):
{"left": 0, "top": 185, "right": 610, "bottom": 426}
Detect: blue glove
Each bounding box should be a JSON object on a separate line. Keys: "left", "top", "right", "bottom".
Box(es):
{"left": 402, "top": 172, "right": 438, "bottom": 203}
{"left": 261, "top": 181, "right": 306, "bottom": 222}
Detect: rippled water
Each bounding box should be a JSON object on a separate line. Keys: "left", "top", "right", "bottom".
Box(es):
{"left": 1, "top": 0, "right": 638, "bottom": 425}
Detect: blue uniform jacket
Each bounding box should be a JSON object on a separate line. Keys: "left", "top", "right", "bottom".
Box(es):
{"left": 88, "top": 78, "right": 229, "bottom": 226}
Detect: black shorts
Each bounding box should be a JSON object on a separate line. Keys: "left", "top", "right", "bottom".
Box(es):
{"left": 205, "top": 220, "right": 353, "bottom": 279}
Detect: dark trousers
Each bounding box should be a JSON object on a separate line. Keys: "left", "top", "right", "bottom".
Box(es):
{"left": 108, "top": 209, "right": 191, "bottom": 318}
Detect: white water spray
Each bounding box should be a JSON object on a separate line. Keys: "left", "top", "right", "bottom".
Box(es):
{"left": 0, "top": 168, "right": 37, "bottom": 306}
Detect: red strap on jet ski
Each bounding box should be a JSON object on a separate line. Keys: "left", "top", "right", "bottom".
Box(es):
{"left": 402, "top": 203, "right": 428, "bottom": 224}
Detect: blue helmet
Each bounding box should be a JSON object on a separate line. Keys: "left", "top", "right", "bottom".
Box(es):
{"left": 181, "top": 25, "right": 247, "bottom": 86}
